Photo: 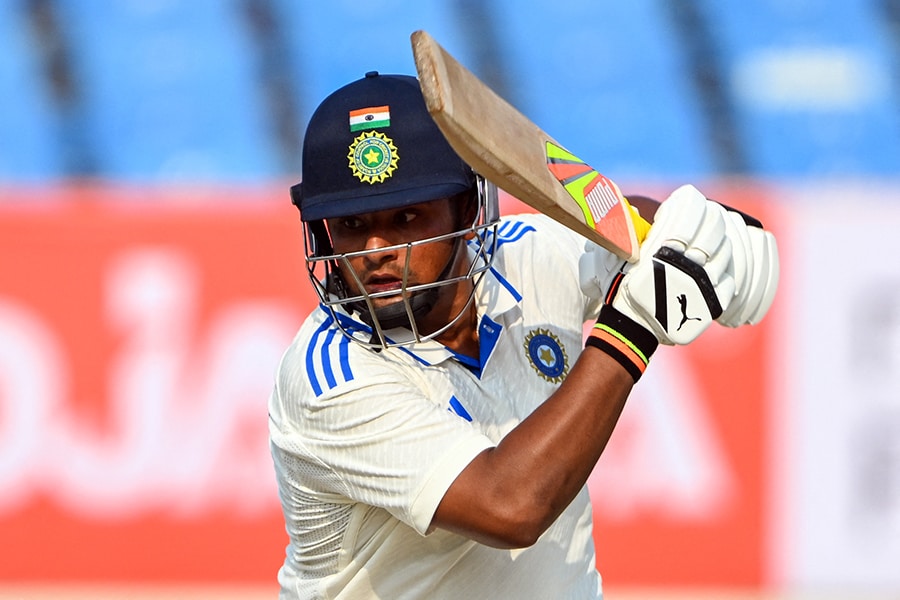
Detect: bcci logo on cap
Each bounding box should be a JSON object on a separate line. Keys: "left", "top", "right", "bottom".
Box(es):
{"left": 524, "top": 329, "right": 569, "bottom": 383}
{"left": 348, "top": 131, "right": 399, "bottom": 184}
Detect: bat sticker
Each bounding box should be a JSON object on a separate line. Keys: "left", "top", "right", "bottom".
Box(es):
{"left": 545, "top": 142, "right": 638, "bottom": 253}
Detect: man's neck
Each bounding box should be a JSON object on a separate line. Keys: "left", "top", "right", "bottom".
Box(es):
{"left": 434, "top": 303, "right": 480, "bottom": 359}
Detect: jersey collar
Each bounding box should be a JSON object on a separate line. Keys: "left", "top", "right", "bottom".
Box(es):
{"left": 396, "top": 261, "right": 522, "bottom": 367}
{"left": 326, "top": 258, "right": 522, "bottom": 368}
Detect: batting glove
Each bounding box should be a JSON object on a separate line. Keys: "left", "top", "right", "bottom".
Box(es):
{"left": 579, "top": 185, "right": 736, "bottom": 381}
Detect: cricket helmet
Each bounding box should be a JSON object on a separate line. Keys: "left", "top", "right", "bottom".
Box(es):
{"left": 290, "top": 71, "right": 500, "bottom": 348}
{"left": 291, "top": 71, "right": 477, "bottom": 221}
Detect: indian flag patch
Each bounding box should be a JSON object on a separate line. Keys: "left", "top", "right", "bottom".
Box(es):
{"left": 349, "top": 106, "right": 390, "bottom": 131}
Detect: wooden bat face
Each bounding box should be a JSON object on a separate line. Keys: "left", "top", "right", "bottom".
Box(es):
{"left": 411, "top": 29, "right": 648, "bottom": 262}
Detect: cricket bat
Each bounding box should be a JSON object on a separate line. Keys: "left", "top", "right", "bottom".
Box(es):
{"left": 411, "top": 29, "right": 650, "bottom": 262}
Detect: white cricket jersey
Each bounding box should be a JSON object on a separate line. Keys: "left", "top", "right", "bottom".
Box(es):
{"left": 269, "top": 213, "right": 609, "bottom": 599}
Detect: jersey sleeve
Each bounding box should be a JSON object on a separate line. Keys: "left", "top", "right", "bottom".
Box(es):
{"left": 270, "top": 353, "right": 494, "bottom": 536}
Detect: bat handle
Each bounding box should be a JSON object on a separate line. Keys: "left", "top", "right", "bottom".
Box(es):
{"left": 622, "top": 197, "right": 652, "bottom": 245}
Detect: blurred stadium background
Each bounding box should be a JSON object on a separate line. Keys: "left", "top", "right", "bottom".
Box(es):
{"left": 1, "top": 0, "right": 899, "bottom": 598}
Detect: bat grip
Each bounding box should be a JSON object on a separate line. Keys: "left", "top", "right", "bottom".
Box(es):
{"left": 622, "top": 197, "right": 652, "bottom": 244}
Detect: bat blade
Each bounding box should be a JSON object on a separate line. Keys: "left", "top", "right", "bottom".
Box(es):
{"left": 411, "top": 29, "right": 646, "bottom": 262}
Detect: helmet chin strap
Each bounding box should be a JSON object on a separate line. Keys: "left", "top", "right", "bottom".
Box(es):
{"left": 359, "top": 285, "right": 440, "bottom": 331}
{"left": 343, "top": 234, "right": 464, "bottom": 333}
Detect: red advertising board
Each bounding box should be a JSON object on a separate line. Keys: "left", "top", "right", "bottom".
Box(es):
{"left": 0, "top": 184, "right": 780, "bottom": 587}
{"left": 0, "top": 185, "right": 304, "bottom": 582}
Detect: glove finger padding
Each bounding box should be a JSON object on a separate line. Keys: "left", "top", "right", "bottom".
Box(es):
{"left": 701, "top": 237, "right": 736, "bottom": 308}
{"left": 749, "top": 230, "right": 779, "bottom": 323}
{"left": 721, "top": 210, "right": 753, "bottom": 306}
{"left": 716, "top": 210, "right": 780, "bottom": 328}
{"left": 678, "top": 202, "right": 727, "bottom": 265}
{"left": 718, "top": 227, "right": 779, "bottom": 327}
{"left": 642, "top": 185, "right": 707, "bottom": 253}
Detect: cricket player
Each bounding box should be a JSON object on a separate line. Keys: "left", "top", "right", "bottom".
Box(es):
{"left": 268, "top": 71, "right": 779, "bottom": 599}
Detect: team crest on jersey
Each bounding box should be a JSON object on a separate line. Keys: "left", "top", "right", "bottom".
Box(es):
{"left": 524, "top": 328, "right": 569, "bottom": 383}
{"left": 348, "top": 130, "right": 398, "bottom": 184}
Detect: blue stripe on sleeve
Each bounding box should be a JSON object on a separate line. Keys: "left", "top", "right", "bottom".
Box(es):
{"left": 305, "top": 312, "right": 356, "bottom": 397}
{"left": 497, "top": 220, "right": 535, "bottom": 245}
{"left": 477, "top": 219, "right": 536, "bottom": 259}
{"left": 321, "top": 328, "right": 338, "bottom": 389}
{"left": 338, "top": 332, "right": 353, "bottom": 383}
{"left": 305, "top": 317, "right": 332, "bottom": 397}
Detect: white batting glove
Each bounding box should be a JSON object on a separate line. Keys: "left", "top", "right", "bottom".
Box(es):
{"left": 578, "top": 239, "right": 622, "bottom": 300}
{"left": 611, "top": 184, "right": 736, "bottom": 344}
{"left": 583, "top": 185, "right": 736, "bottom": 381}
{"left": 717, "top": 207, "right": 779, "bottom": 327}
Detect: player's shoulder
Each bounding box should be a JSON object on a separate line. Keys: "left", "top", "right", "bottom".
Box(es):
{"left": 497, "top": 212, "right": 584, "bottom": 241}
{"left": 275, "top": 307, "right": 403, "bottom": 402}
{"left": 493, "top": 213, "right": 587, "bottom": 259}
{"left": 497, "top": 211, "right": 554, "bottom": 231}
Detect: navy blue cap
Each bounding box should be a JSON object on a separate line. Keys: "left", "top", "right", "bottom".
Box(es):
{"left": 294, "top": 72, "right": 475, "bottom": 222}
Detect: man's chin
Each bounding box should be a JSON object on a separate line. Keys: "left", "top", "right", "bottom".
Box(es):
{"left": 369, "top": 295, "right": 405, "bottom": 312}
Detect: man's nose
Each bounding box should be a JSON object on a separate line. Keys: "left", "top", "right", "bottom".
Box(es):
{"left": 362, "top": 232, "right": 404, "bottom": 264}
{"left": 364, "top": 232, "right": 393, "bottom": 251}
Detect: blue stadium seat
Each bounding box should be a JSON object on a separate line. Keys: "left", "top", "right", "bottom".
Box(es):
{"left": 0, "top": 1, "right": 63, "bottom": 182}
{"left": 272, "top": 1, "right": 474, "bottom": 127}
{"left": 697, "top": 0, "right": 900, "bottom": 177}
{"left": 54, "top": 1, "right": 280, "bottom": 182}
{"left": 273, "top": 0, "right": 714, "bottom": 181}
{"left": 3, "top": 1, "right": 898, "bottom": 182}
{"left": 485, "top": 0, "right": 716, "bottom": 181}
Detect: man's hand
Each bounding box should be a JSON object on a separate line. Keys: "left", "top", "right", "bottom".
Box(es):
{"left": 583, "top": 184, "right": 736, "bottom": 345}
{"left": 580, "top": 185, "right": 737, "bottom": 381}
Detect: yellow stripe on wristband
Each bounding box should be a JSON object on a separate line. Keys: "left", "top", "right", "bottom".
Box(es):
{"left": 590, "top": 323, "right": 651, "bottom": 375}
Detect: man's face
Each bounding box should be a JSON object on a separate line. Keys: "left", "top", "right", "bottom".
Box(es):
{"left": 326, "top": 197, "right": 463, "bottom": 314}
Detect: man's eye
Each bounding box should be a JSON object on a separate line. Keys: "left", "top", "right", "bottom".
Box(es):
{"left": 397, "top": 210, "right": 417, "bottom": 224}
{"left": 340, "top": 217, "right": 364, "bottom": 229}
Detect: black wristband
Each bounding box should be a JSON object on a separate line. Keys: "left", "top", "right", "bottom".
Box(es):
{"left": 585, "top": 304, "right": 659, "bottom": 382}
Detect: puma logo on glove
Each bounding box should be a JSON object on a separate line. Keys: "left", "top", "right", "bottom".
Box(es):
{"left": 676, "top": 294, "right": 702, "bottom": 331}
